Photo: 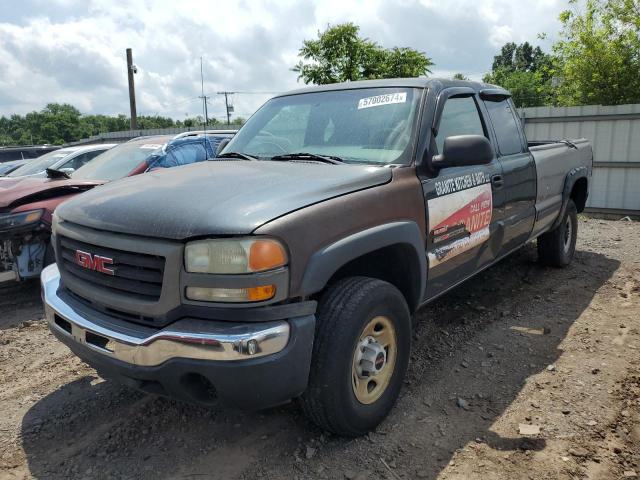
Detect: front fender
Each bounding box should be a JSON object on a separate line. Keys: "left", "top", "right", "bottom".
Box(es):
{"left": 299, "top": 221, "right": 426, "bottom": 306}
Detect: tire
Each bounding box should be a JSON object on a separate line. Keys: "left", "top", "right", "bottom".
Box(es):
{"left": 537, "top": 199, "right": 578, "bottom": 267}
{"left": 300, "top": 277, "right": 411, "bottom": 437}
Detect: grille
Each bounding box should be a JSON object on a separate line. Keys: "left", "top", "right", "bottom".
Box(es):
{"left": 58, "top": 236, "right": 165, "bottom": 301}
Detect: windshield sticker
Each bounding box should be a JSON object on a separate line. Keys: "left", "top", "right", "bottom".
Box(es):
{"left": 427, "top": 183, "right": 492, "bottom": 268}
{"left": 358, "top": 92, "right": 407, "bottom": 110}
{"left": 140, "top": 144, "right": 163, "bottom": 150}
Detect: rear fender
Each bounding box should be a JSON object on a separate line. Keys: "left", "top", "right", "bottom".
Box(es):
{"left": 551, "top": 166, "right": 589, "bottom": 230}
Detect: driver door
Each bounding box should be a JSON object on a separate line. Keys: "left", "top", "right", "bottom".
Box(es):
{"left": 421, "top": 93, "right": 504, "bottom": 300}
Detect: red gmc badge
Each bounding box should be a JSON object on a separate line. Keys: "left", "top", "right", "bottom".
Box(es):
{"left": 75, "top": 250, "right": 115, "bottom": 276}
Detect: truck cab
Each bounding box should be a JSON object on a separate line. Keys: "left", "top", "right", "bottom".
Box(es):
{"left": 42, "top": 79, "right": 592, "bottom": 436}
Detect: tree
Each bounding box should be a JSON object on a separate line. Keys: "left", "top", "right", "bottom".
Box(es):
{"left": 452, "top": 73, "right": 469, "bottom": 80}
{"left": 553, "top": 0, "right": 640, "bottom": 105}
{"left": 293, "top": 23, "right": 433, "bottom": 84}
{"left": 0, "top": 104, "right": 190, "bottom": 146}
{"left": 491, "top": 42, "right": 551, "bottom": 74}
{"left": 483, "top": 42, "right": 554, "bottom": 107}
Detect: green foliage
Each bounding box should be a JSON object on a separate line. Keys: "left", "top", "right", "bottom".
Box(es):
{"left": 490, "top": 42, "right": 552, "bottom": 74}
{"left": 483, "top": 42, "right": 554, "bottom": 107}
{"left": 0, "top": 104, "right": 207, "bottom": 146}
{"left": 452, "top": 73, "right": 469, "bottom": 80}
{"left": 553, "top": 0, "right": 640, "bottom": 106}
{"left": 293, "top": 23, "right": 433, "bottom": 84}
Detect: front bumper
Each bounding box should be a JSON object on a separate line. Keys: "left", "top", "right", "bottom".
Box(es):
{"left": 42, "top": 264, "right": 316, "bottom": 409}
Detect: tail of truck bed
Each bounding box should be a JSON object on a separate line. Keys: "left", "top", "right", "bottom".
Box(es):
{"left": 529, "top": 138, "right": 593, "bottom": 239}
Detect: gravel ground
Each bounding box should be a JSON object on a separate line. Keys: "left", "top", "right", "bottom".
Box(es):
{"left": 0, "top": 217, "right": 639, "bottom": 480}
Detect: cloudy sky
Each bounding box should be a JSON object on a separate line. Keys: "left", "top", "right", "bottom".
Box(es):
{"left": 0, "top": 0, "right": 568, "bottom": 122}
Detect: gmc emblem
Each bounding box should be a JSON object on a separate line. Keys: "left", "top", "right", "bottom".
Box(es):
{"left": 75, "top": 250, "right": 115, "bottom": 276}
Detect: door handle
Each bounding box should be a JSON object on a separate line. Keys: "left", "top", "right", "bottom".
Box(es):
{"left": 491, "top": 174, "right": 504, "bottom": 189}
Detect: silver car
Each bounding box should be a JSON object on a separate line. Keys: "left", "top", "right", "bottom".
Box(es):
{"left": 3, "top": 144, "right": 116, "bottom": 178}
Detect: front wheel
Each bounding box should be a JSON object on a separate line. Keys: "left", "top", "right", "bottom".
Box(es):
{"left": 300, "top": 277, "right": 411, "bottom": 437}
{"left": 537, "top": 199, "right": 578, "bottom": 267}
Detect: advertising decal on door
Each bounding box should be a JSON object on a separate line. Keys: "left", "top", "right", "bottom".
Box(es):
{"left": 428, "top": 176, "right": 492, "bottom": 268}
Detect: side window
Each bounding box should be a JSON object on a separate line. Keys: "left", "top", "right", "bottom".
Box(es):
{"left": 67, "top": 150, "right": 105, "bottom": 170}
{"left": 63, "top": 152, "right": 90, "bottom": 170}
{"left": 483, "top": 99, "right": 523, "bottom": 156}
{"left": 435, "top": 96, "right": 485, "bottom": 153}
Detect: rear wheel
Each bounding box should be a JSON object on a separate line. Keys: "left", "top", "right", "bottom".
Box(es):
{"left": 537, "top": 199, "right": 578, "bottom": 267}
{"left": 300, "top": 277, "right": 411, "bottom": 437}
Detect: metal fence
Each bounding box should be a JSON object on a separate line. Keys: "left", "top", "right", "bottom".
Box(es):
{"left": 520, "top": 104, "right": 640, "bottom": 216}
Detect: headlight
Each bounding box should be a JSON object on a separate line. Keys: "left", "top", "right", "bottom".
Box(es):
{"left": 184, "top": 237, "right": 287, "bottom": 303}
{"left": 185, "top": 237, "right": 287, "bottom": 274}
{"left": 0, "top": 209, "right": 44, "bottom": 231}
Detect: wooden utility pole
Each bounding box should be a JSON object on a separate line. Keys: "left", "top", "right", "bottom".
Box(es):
{"left": 217, "top": 91, "right": 234, "bottom": 125}
{"left": 126, "top": 48, "right": 138, "bottom": 130}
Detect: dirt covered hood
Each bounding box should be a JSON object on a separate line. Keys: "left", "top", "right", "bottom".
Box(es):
{"left": 56, "top": 160, "right": 392, "bottom": 239}
{"left": 0, "top": 177, "right": 105, "bottom": 210}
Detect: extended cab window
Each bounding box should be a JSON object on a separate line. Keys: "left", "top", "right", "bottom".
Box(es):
{"left": 483, "top": 99, "right": 524, "bottom": 156}
{"left": 435, "top": 96, "right": 485, "bottom": 153}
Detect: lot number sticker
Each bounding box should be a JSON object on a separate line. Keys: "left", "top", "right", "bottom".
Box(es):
{"left": 358, "top": 92, "right": 407, "bottom": 109}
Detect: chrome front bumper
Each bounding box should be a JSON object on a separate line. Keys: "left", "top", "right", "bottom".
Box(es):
{"left": 41, "top": 264, "right": 290, "bottom": 367}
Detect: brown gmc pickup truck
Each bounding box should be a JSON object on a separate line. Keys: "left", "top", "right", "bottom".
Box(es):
{"left": 42, "top": 78, "right": 593, "bottom": 436}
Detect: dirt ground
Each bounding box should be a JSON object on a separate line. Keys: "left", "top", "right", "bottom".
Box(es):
{"left": 0, "top": 217, "right": 639, "bottom": 480}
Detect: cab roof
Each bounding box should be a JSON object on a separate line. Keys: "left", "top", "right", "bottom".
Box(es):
{"left": 277, "top": 77, "right": 509, "bottom": 98}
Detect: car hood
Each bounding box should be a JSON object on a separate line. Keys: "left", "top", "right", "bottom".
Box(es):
{"left": 57, "top": 160, "right": 392, "bottom": 239}
{"left": 0, "top": 176, "right": 105, "bottom": 210}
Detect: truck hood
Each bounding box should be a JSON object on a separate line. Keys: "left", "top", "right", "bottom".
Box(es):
{"left": 0, "top": 176, "right": 105, "bottom": 210}
{"left": 57, "top": 160, "right": 392, "bottom": 239}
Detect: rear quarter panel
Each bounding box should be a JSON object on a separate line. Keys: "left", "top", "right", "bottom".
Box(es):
{"left": 530, "top": 139, "right": 592, "bottom": 237}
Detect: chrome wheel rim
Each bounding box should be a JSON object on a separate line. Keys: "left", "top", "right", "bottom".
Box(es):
{"left": 351, "top": 316, "right": 397, "bottom": 405}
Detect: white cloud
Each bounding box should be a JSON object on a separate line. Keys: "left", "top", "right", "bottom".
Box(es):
{"left": 0, "top": 0, "right": 567, "bottom": 121}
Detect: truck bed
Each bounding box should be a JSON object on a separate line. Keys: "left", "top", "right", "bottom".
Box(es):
{"left": 529, "top": 138, "right": 593, "bottom": 238}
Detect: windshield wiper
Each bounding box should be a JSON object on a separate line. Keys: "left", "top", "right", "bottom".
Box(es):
{"left": 45, "top": 168, "right": 71, "bottom": 179}
{"left": 216, "top": 151, "right": 258, "bottom": 161}
{"left": 270, "top": 152, "right": 344, "bottom": 165}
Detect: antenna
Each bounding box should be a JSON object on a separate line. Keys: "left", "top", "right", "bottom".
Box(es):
{"left": 199, "top": 56, "right": 211, "bottom": 157}
{"left": 199, "top": 56, "right": 210, "bottom": 133}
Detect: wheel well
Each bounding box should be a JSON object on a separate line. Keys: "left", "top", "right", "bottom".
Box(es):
{"left": 570, "top": 177, "right": 588, "bottom": 213}
{"left": 325, "top": 244, "right": 421, "bottom": 312}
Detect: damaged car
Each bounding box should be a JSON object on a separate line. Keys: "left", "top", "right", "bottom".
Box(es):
{"left": 1, "top": 144, "right": 116, "bottom": 179}
{"left": 0, "top": 131, "right": 234, "bottom": 284}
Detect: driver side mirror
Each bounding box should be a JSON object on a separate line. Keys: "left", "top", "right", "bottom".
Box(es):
{"left": 432, "top": 135, "right": 494, "bottom": 169}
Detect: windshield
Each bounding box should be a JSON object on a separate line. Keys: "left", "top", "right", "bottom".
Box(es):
{"left": 7, "top": 149, "right": 75, "bottom": 177}
{"left": 72, "top": 142, "right": 163, "bottom": 181}
{"left": 225, "top": 87, "right": 423, "bottom": 165}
